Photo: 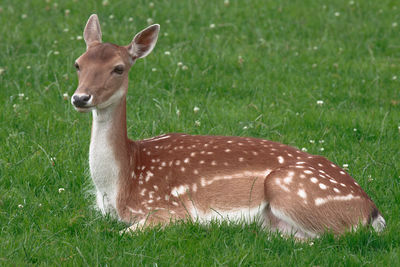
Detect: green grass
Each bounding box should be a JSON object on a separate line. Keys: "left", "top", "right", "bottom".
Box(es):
{"left": 1, "top": 0, "right": 399, "bottom": 265}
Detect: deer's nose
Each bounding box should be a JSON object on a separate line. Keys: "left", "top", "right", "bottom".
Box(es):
{"left": 72, "top": 94, "right": 92, "bottom": 107}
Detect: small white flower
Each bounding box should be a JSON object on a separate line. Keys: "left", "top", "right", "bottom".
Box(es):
{"left": 309, "top": 241, "right": 314, "bottom": 246}
{"left": 334, "top": 12, "right": 340, "bottom": 17}
{"left": 193, "top": 106, "right": 200, "bottom": 113}
{"left": 21, "top": 14, "right": 27, "bottom": 19}
{"left": 209, "top": 23, "right": 216, "bottom": 29}
{"left": 149, "top": 2, "right": 154, "bottom": 8}
{"left": 147, "top": 18, "right": 154, "bottom": 25}
{"left": 195, "top": 120, "right": 201, "bottom": 126}
{"left": 392, "top": 22, "right": 398, "bottom": 28}
{"left": 301, "top": 147, "right": 308, "bottom": 152}
{"left": 316, "top": 100, "right": 324, "bottom": 105}
{"left": 398, "top": 126, "right": 400, "bottom": 133}
{"left": 163, "top": 32, "right": 169, "bottom": 37}
{"left": 392, "top": 76, "right": 397, "bottom": 80}
{"left": 63, "top": 28, "right": 69, "bottom": 32}
{"left": 38, "top": 203, "right": 42, "bottom": 207}
{"left": 176, "top": 109, "right": 180, "bottom": 117}
{"left": 343, "top": 164, "right": 349, "bottom": 169}
{"left": 151, "top": 68, "right": 157, "bottom": 72}
{"left": 0, "top": 68, "right": 4, "bottom": 75}
{"left": 349, "top": 1, "right": 354, "bottom": 5}
{"left": 319, "top": 140, "right": 325, "bottom": 144}
{"left": 128, "top": 17, "right": 133, "bottom": 22}
{"left": 313, "top": 46, "right": 318, "bottom": 50}
{"left": 164, "top": 51, "right": 171, "bottom": 56}
{"left": 243, "top": 126, "right": 248, "bottom": 130}
{"left": 76, "top": 36, "right": 83, "bottom": 40}
{"left": 224, "top": 0, "right": 230, "bottom": 6}
{"left": 109, "top": 14, "right": 114, "bottom": 19}
{"left": 165, "top": 19, "right": 171, "bottom": 24}
{"left": 309, "top": 140, "right": 315, "bottom": 144}
{"left": 26, "top": 66, "right": 31, "bottom": 70}
{"left": 312, "top": 63, "right": 318, "bottom": 68}
{"left": 353, "top": 128, "right": 357, "bottom": 132}
{"left": 63, "top": 93, "right": 69, "bottom": 100}
{"left": 182, "top": 65, "right": 188, "bottom": 71}
{"left": 319, "top": 147, "right": 325, "bottom": 152}
{"left": 58, "top": 188, "right": 65, "bottom": 193}
{"left": 18, "top": 204, "right": 24, "bottom": 209}
{"left": 65, "top": 9, "right": 70, "bottom": 16}
{"left": 102, "top": 0, "right": 109, "bottom": 6}
{"left": 177, "top": 62, "right": 183, "bottom": 67}
{"left": 54, "top": 51, "right": 59, "bottom": 55}
{"left": 18, "top": 93, "right": 25, "bottom": 99}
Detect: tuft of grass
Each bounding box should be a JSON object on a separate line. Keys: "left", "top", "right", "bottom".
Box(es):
{"left": 0, "top": 0, "right": 399, "bottom": 265}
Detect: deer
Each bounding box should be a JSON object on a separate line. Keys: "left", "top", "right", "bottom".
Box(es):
{"left": 71, "top": 14, "right": 386, "bottom": 239}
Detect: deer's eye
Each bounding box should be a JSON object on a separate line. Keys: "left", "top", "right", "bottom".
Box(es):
{"left": 74, "top": 62, "right": 80, "bottom": 71}
{"left": 112, "top": 65, "right": 124, "bottom": 75}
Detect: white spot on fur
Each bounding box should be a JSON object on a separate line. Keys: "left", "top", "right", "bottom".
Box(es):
{"left": 315, "top": 194, "right": 359, "bottom": 206}
{"left": 304, "top": 170, "right": 313, "bottom": 174}
{"left": 310, "top": 177, "right": 318, "bottom": 183}
{"left": 278, "top": 156, "right": 284, "bottom": 164}
{"left": 319, "top": 183, "right": 327, "bottom": 190}
{"left": 297, "top": 189, "right": 307, "bottom": 199}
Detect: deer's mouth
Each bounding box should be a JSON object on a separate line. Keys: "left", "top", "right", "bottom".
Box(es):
{"left": 74, "top": 106, "right": 94, "bottom": 113}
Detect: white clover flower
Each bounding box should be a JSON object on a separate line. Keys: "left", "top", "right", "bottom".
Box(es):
{"left": 0, "top": 68, "right": 4, "bottom": 75}
{"left": 76, "top": 36, "right": 83, "bottom": 40}
{"left": 164, "top": 51, "right": 171, "bottom": 56}
{"left": 353, "top": 128, "right": 357, "bottom": 132}
{"left": 149, "top": 2, "right": 154, "bottom": 8}
{"left": 63, "top": 28, "right": 69, "bottom": 32}
{"left": 38, "top": 203, "right": 42, "bottom": 207}
{"left": 109, "top": 14, "right": 114, "bottom": 19}
{"left": 63, "top": 93, "right": 69, "bottom": 100}
{"left": 176, "top": 109, "right": 180, "bottom": 117}
{"left": 177, "top": 62, "right": 183, "bottom": 67}
{"left": 58, "top": 188, "right": 65, "bottom": 193}
{"left": 301, "top": 147, "right": 308, "bottom": 152}
{"left": 319, "top": 140, "right": 325, "bottom": 144}
{"left": 243, "top": 126, "right": 248, "bottom": 130}
{"left": 309, "top": 140, "right": 315, "bottom": 144}
{"left": 151, "top": 68, "right": 157, "bottom": 72}
{"left": 392, "top": 22, "right": 398, "bottom": 27}
{"left": 195, "top": 120, "right": 201, "bottom": 126}
{"left": 65, "top": 9, "right": 70, "bottom": 16}
{"left": 224, "top": 0, "right": 230, "bottom": 6}
{"left": 334, "top": 12, "right": 340, "bottom": 17}
{"left": 313, "top": 46, "right": 318, "bottom": 50}
{"left": 163, "top": 32, "right": 168, "bottom": 37}
{"left": 21, "top": 14, "right": 27, "bottom": 19}
{"left": 343, "top": 164, "right": 349, "bottom": 169}
{"left": 18, "top": 204, "right": 24, "bottom": 209}
{"left": 312, "top": 63, "right": 318, "bottom": 68}
{"left": 319, "top": 147, "right": 325, "bottom": 152}
{"left": 209, "top": 23, "right": 216, "bottom": 29}
{"left": 26, "top": 66, "right": 31, "bottom": 69}
{"left": 102, "top": 0, "right": 109, "bottom": 6}
{"left": 392, "top": 76, "right": 397, "bottom": 80}
{"left": 54, "top": 51, "right": 59, "bottom": 55}
{"left": 147, "top": 18, "right": 154, "bottom": 25}
{"left": 182, "top": 65, "right": 188, "bottom": 71}
{"left": 349, "top": 1, "right": 354, "bottom": 5}
{"left": 18, "top": 93, "right": 25, "bottom": 99}
{"left": 193, "top": 106, "right": 200, "bottom": 113}
{"left": 316, "top": 100, "right": 324, "bottom": 105}
{"left": 128, "top": 17, "right": 133, "bottom": 22}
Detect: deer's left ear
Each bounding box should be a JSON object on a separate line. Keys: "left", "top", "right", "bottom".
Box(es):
{"left": 127, "top": 24, "right": 160, "bottom": 61}
{"left": 83, "top": 14, "right": 102, "bottom": 49}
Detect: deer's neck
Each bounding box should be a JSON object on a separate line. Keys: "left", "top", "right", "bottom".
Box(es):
{"left": 89, "top": 96, "right": 130, "bottom": 216}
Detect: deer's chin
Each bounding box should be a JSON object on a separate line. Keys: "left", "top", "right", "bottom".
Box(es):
{"left": 74, "top": 106, "right": 95, "bottom": 113}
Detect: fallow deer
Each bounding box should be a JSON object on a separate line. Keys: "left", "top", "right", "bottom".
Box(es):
{"left": 71, "top": 14, "right": 385, "bottom": 239}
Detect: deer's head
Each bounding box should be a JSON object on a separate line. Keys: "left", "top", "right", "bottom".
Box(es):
{"left": 71, "top": 14, "right": 159, "bottom": 112}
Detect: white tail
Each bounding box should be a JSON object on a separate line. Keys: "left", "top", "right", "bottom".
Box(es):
{"left": 71, "top": 15, "right": 384, "bottom": 239}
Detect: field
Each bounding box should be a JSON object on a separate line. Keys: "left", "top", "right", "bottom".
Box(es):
{"left": 1, "top": 0, "right": 400, "bottom": 265}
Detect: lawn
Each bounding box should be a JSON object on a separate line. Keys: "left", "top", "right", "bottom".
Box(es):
{"left": 1, "top": 0, "right": 399, "bottom": 265}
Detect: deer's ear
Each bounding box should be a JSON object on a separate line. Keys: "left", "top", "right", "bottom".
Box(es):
{"left": 83, "top": 14, "right": 102, "bottom": 49}
{"left": 127, "top": 24, "right": 160, "bottom": 60}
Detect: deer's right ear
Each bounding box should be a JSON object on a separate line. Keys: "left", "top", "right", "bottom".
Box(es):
{"left": 127, "top": 24, "right": 160, "bottom": 61}
{"left": 83, "top": 14, "right": 102, "bottom": 49}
